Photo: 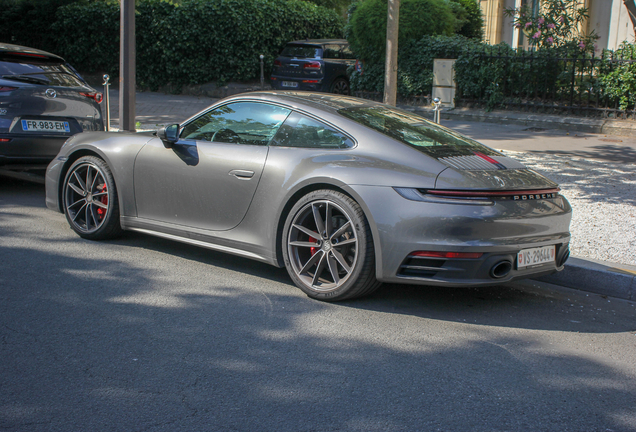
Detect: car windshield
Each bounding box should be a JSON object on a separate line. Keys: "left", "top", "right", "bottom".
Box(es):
{"left": 0, "top": 59, "right": 85, "bottom": 87}
{"left": 338, "top": 106, "right": 500, "bottom": 158}
{"left": 280, "top": 44, "right": 322, "bottom": 59}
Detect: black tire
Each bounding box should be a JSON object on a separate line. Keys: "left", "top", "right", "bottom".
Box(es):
{"left": 330, "top": 78, "right": 350, "bottom": 95}
{"left": 282, "top": 190, "right": 381, "bottom": 301}
{"left": 62, "top": 156, "right": 123, "bottom": 240}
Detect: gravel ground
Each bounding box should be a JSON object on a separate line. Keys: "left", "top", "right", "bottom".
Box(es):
{"left": 502, "top": 150, "right": 636, "bottom": 267}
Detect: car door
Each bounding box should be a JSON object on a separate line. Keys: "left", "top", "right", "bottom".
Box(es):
{"left": 133, "top": 101, "right": 291, "bottom": 231}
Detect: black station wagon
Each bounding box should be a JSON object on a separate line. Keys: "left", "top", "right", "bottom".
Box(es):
{"left": 269, "top": 39, "right": 356, "bottom": 95}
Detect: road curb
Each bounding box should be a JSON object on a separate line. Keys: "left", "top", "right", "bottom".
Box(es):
{"left": 535, "top": 257, "right": 636, "bottom": 301}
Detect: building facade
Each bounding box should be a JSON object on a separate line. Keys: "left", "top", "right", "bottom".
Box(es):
{"left": 479, "top": 0, "right": 635, "bottom": 52}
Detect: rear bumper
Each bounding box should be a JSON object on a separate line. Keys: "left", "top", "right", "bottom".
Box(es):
{"left": 0, "top": 134, "right": 69, "bottom": 164}
{"left": 348, "top": 185, "right": 572, "bottom": 286}
{"left": 270, "top": 76, "right": 328, "bottom": 92}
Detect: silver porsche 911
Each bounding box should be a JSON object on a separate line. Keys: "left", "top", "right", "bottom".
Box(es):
{"left": 45, "top": 92, "right": 571, "bottom": 301}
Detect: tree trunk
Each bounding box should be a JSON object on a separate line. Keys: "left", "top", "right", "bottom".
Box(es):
{"left": 624, "top": 0, "right": 636, "bottom": 37}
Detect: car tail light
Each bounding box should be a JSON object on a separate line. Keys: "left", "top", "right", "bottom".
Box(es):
{"left": 426, "top": 188, "right": 561, "bottom": 198}
{"left": 7, "top": 52, "right": 47, "bottom": 58}
{"left": 410, "top": 251, "right": 483, "bottom": 259}
{"left": 303, "top": 61, "right": 321, "bottom": 70}
{"left": 274, "top": 59, "right": 281, "bottom": 66}
{"left": 0, "top": 138, "right": 11, "bottom": 142}
{"left": 302, "top": 80, "right": 319, "bottom": 83}
{"left": 0, "top": 86, "right": 17, "bottom": 92}
{"left": 79, "top": 91, "right": 103, "bottom": 104}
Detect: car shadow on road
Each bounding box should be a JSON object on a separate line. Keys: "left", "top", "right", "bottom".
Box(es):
{"left": 99, "top": 230, "right": 636, "bottom": 336}
{"left": 1, "top": 241, "right": 636, "bottom": 431}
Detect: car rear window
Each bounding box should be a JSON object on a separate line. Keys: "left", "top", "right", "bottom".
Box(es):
{"left": 338, "top": 106, "right": 501, "bottom": 158}
{"left": 0, "top": 57, "right": 85, "bottom": 87}
{"left": 280, "top": 44, "right": 322, "bottom": 59}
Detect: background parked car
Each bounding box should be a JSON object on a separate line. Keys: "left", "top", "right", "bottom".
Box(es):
{"left": 0, "top": 43, "right": 103, "bottom": 165}
{"left": 270, "top": 39, "right": 356, "bottom": 95}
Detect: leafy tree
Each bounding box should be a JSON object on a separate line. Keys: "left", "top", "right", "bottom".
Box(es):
{"left": 346, "top": 0, "right": 457, "bottom": 63}
{"left": 449, "top": 0, "right": 483, "bottom": 40}
{"left": 504, "top": 0, "right": 598, "bottom": 52}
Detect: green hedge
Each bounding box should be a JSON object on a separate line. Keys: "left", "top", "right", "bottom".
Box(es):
{"left": 350, "top": 35, "right": 483, "bottom": 95}
{"left": 598, "top": 42, "right": 636, "bottom": 110}
{"left": 0, "top": 0, "right": 80, "bottom": 53}
{"left": 3, "top": 0, "right": 344, "bottom": 91}
{"left": 352, "top": 35, "right": 635, "bottom": 112}
{"left": 346, "top": 0, "right": 469, "bottom": 64}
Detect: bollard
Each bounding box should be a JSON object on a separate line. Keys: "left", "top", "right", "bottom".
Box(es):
{"left": 259, "top": 54, "right": 265, "bottom": 90}
{"left": 432, "top": 97, "right": 441, "bottom": 124}
{"left": 103, "top": 74, "right": 111, "bottom": 131}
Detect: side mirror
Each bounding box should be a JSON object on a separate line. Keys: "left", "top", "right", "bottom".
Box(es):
{"left": 158, "top": 124, "right": 179, "bottom": 148}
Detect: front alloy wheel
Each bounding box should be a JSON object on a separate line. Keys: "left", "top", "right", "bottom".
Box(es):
{"left": 63, "top": 156, "right": 122, "bottom": 240}
{"left": 283, "top": 190, "right": 380, "bottom": 301}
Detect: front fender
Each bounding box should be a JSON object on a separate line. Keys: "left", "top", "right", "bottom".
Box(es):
{"left": 46, "top": 131, "right": 154, "bottom": 217}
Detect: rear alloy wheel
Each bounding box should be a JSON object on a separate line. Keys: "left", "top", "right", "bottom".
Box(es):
{"left": 330, "top": 78, "right": 350, "bottom": 95}
{"left": 62, "top": 156, "right": 122, "bottom": 240}
{"left": 282, "top": 190, "right": 380, "bottom": 301}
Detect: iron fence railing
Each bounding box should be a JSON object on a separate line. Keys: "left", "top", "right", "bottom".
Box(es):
{"left": 353, "top": 47, "right": 636, "bottom": 120}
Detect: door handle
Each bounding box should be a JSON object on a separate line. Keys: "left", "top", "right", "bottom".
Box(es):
{"left": 229, "top": 169, "right": 254, "bottom": 179}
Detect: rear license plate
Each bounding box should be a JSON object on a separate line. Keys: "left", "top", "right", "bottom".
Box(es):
{"left": 281, "top": 81, "right": 298, "bottom": 88}
{"left": 517, "top": 245, "right": 555, "bottom": 269}
{"left": 21, "top": 120, "right": 70, "bottom": 133}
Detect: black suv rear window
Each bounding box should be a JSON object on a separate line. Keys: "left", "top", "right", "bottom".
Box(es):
{"left": 280, "top": 44, "right": 322, "bottom": 59}
{"left": 0, "top": 57, "right": 85, "bottom": 87}
{"left": 338, "top": 106, "right": 500, "bottom": 158}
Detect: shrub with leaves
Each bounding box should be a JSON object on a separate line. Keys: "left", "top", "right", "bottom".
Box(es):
{"left": 350, "top": 34, "right": 484, "bottom": 96}
{"left": 0, "top": 0, "right": 80, "bottom": 52}
{"left": 51, "top": 0, "right": 344, "bottom": 91}
{"left": 598, "top": 43, "right": 636, "bottom": 110}
{"left": 346, "top": 0, "right": 458, "bottom": 64}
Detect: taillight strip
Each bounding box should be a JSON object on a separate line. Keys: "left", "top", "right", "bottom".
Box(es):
{"left": 426, "top": 188, "right": 560, "bottom": 198}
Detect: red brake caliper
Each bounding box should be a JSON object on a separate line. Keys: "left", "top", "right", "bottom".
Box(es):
{"left": 310, "top": 237, "right": 318, "bottom": 256}
{"left": 96, "top": 184, "right": 108, "bottom": 219}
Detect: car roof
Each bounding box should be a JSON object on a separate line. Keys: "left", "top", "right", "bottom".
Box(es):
{"left": 287, "top": 39, "right": 349, "bottom": 46}
{"left": 225, "top": 91, "right": 382, "bottom": 114}
{"left": 0, "top": 43, "right": 65, "bottom": 62}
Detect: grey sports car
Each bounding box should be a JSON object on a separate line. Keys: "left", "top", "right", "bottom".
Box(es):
{"left": 45, "top": 92, "right": 572, "bottom": 301}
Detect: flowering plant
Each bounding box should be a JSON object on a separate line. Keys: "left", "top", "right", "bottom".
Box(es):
{"left": 504, "top": 0, "right": 598, "bottom": 52}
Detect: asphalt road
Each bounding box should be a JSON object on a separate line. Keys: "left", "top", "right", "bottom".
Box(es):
{"left": 1, "top": 178, "right": 636, "bottom": 432}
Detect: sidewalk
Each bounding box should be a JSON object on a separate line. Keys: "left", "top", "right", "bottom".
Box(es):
{"left": 105, "top": 90, "right": 636, "bottom": 301}
{"left": 412, "top": 106, "right": 636, "bottom": 138}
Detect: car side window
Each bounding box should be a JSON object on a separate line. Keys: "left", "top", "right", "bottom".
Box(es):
{"left": 272, "top": 112, "right": 353, "bottom": 149}
{"left": 180, "top": 102, "right": 291, "bottom": 146}
{"left": 323, "top": 45, "right": 341, "bottom": 59}
{"left": 341, "top": 45, "right": 356, "bottom": 60}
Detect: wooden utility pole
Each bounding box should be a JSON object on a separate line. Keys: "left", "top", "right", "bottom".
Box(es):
{"left": 383, "top": 0, "right": 400, "bottom": 106}
{"left": 119, "top": 0, "right": 136, "bottom": 132}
